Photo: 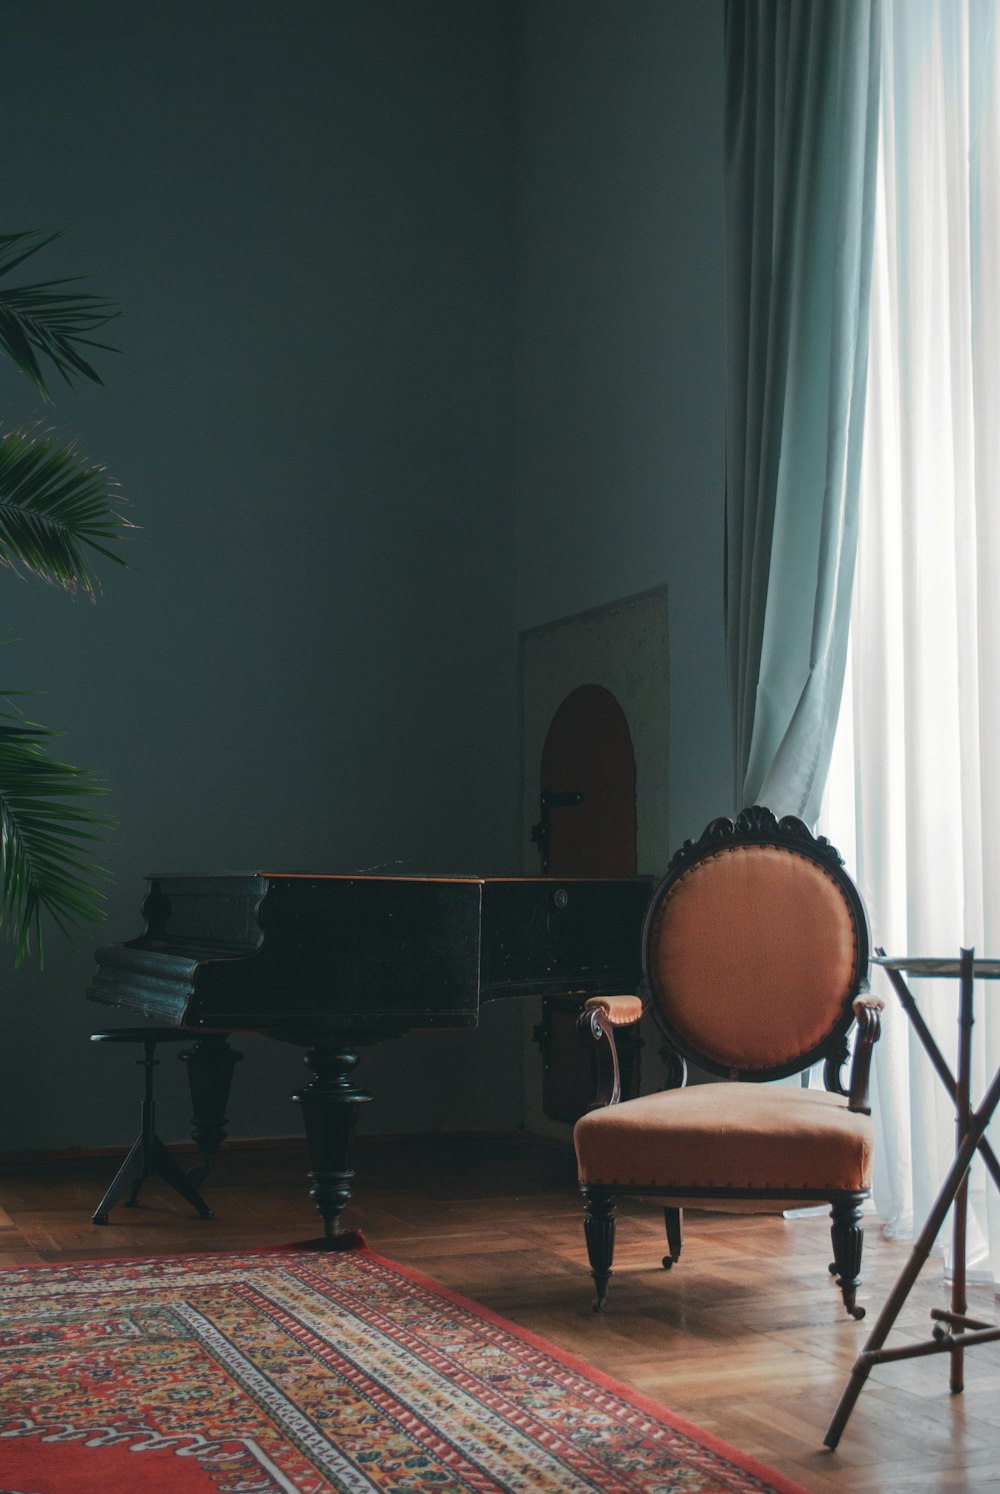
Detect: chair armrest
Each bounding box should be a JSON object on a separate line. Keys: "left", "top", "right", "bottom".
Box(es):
{"left": 578, "top": 995, "right": 644, "bottom": 1107}
{"left": 583, "top": 995, "right": 645, "bottom": 1027}
{"left": 847, "top": 992, "right": 883, "bottom": 1114}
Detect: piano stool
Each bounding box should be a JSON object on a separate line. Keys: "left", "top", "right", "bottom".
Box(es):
{"left": 89, "top": 1028, "right": 242, "bottom": 1225}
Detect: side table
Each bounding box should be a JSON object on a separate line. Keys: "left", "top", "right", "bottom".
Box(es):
{"left": 825, "top": 948, "right": 1000, "bottom": 1448}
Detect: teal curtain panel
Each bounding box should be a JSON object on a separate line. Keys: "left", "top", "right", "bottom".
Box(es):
{"left": 724, "top": 0, "right": 881, "bottom": 822}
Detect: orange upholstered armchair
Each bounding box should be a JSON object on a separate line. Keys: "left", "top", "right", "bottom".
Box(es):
{"left": 574, "top": 807, "right": 882, "bottom": 1320}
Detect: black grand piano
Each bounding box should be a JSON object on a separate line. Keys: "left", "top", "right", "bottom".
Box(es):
{"left": 88, "top": 871, "right": 654, "bottom": 1238}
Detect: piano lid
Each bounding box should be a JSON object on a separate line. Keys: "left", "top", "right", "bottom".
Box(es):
{"left": 88, "top": 871, "right": 655, "bottom": 1039}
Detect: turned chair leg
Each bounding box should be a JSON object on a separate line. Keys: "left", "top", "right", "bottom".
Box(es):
{"left": 662, "top": 1205, "right": 683, "bottom": 1269}
{"left": 829, "top": 1195, "right": 866, "bottom": 1319}
{"left": 582, "top": 1187, "right": 617, "bottom": 1310}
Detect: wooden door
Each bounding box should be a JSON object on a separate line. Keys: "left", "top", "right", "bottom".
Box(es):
{"left": 537, "top": 684, "right": 637, "bottom": 876}
{"left": 532, "top": 684, "right": 640, "bottom": 1120}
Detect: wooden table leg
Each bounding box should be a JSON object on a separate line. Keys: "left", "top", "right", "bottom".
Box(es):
{"left": 949, "top": 950, "right": 974, "bottom": 1392}
{"left": 825, "top": 1046, "right": 1000, "bottom": 1448}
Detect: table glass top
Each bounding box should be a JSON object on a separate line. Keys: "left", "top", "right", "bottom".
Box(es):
{"left": 874, "top": 954, "right": 1000, "bottom": 979}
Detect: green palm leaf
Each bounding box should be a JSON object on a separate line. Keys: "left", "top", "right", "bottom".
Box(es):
{"left": 0, "top": 429, "right": 128, "bottom": 593}
{"left": 0, "top": 228, "right": 126, "bottom": 968}
{"left": 0, "top": 230, "right": 118, "bottom": 396}
{"left": 0, "top": 708, "right": 111, "bottom": 965}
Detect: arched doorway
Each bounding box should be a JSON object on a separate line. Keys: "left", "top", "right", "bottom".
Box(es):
{"left": 532, "top": 684, "right": 641, "bottom": 1120}
{"left": 534, "top": 683, "right": 637, "bottom": 876}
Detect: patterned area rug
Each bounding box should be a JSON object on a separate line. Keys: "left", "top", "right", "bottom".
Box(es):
{"left": 0, "top": 1246, "right": 808, "bottom": 1493}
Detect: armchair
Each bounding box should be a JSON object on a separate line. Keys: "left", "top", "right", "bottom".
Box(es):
{"left": 573, "top": 807, "right": 882, "bottom": 1319}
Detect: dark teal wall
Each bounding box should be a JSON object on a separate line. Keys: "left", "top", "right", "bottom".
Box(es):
{"left": 515, "top": 0, "right": 730, "bottom": 844}
{"left": 0, "top": 0, "right": 727, "bottom": 1156}
{"left": 0, "top": 0, "right": 520, "bottom": 1150}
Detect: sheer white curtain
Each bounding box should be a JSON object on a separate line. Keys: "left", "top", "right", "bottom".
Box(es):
{"left": 821, "top": 0, "right": 1000, "bottom": 1278}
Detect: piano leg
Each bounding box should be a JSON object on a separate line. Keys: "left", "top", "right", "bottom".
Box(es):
{"left": 179, "top": 1035, "right": 244, "bottom": 1186}
{"left": 294, "top": 1045, "right": 372, "bottom": 1245}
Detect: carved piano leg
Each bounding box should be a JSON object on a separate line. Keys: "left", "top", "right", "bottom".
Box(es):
{"left": 294, "top": 1045, "right": 372, "bottom": 1245}
{"left": 179, "top": 1035, "right": 244, "bottom": 1186}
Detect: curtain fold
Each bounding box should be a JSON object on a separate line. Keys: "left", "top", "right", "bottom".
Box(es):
{"left": 724, "top": 0, "right": 881, "bottom": 823}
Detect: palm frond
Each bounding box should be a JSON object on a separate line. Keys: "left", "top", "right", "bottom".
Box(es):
{"left": 0, "top": 707, "right": 112, "bottom": 965}
{"left": 0, "top": 230, "right": 118, "bottom": 397}
{"left": 0, "top": 430, "right": 129, "bottom": 593}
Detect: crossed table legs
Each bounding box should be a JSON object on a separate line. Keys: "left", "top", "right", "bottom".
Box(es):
{"left": 825, "top": 948, "right": 1000, "bottom": 1448}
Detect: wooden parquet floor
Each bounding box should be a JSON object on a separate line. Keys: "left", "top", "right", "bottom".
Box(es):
{"left": 3, "top": 1131, "right": 999, "bottom": 1492}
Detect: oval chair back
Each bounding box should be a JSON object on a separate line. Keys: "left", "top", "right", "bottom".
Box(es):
{"left": 641, "top": 808, "right": 870, "bottom": 1086}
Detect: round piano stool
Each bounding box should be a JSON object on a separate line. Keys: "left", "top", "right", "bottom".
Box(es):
{"left": 90, "top": 1028, "right": 214, "bottom": 1225}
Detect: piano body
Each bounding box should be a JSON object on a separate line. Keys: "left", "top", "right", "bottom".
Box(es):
{"left": 89, "top": 871, "right": 654, "bottom": 1237}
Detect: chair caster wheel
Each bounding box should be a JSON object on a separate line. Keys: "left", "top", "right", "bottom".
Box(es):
{"left": 662, "top": 1256, "right": 674, "bottom": 1270}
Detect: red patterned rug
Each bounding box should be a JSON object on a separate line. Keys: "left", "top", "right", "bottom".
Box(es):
{"left": 0, "top": 1246, "right": 808, "bottom": 1493}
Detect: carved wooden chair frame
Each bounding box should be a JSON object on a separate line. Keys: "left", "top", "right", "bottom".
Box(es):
{"left": 576, "top": 806, "right": 883, "bottom": 1318}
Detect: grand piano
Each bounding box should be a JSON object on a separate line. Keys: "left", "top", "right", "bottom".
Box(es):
{"left": 88, "top": 871, "right": 654, "bottom": 1238}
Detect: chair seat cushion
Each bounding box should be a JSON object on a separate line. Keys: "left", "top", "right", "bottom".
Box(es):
{"left": 574, "top": 1083, "right": 874, "bottom": 1195}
